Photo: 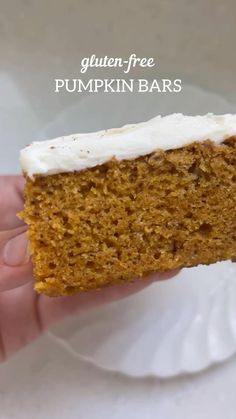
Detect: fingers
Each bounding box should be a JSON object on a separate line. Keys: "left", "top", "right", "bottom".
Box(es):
{"left": 0, "top": 226, "right": 33, "bottom": 291}
{"left": 0, "top": 176, "right": 25, "bottom": 231}
{"left": 38, "top": 270, "right": 179, "bottom": 330}
{"left": 0, "top": 176, "right": 31, "bottom": 291}
{"left": 0, "top": 282, "right": 41, "bottom": 360}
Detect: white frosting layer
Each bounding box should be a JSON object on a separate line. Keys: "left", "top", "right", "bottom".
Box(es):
{"left": 20, "top": 113, "right": 236, "bottom": 177}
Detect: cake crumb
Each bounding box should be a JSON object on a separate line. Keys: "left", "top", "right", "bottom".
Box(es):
{"left": 20, "top": 137, "right": 236, "bottom": 296}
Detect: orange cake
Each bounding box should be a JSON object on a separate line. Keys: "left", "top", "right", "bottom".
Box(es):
{"left": 20, "top": 114, "right": 236, "bottom": 296}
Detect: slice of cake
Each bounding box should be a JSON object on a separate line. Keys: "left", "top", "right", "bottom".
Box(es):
{"left": 20, "top": 114, "right": 236, "bottom": 297}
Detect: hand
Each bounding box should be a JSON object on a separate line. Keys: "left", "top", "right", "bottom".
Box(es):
{"left": 0, "top": 176, "right": 178, "bottom": 361}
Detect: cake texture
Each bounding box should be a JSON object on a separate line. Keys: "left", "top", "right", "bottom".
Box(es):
{"left": 20, "top": 114, "right": 236, "bottom": 296}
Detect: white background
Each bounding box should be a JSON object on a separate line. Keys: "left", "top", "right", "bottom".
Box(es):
{"left": 1, "top": 1, "right": 236, "bottom": 418}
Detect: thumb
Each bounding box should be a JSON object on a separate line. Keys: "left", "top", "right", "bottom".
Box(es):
{"left": 0, "top": 226, "right": 33, "bottom": 292}
{"left": 1, "top": 227, "right": 29, "bottom": 267}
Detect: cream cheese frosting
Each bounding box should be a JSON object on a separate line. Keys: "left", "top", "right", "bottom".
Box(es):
{"left": 20, "top": 113, "right": 236, "bottom": 177}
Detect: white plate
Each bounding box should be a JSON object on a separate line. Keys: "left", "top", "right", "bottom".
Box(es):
{"left": 43, "top": 83, "right": 236, "bottom": 378}
{"left": 49, "top": 262, "right": 236, "bottom": 378}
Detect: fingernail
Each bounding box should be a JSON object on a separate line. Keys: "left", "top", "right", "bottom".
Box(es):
{"left": 3, "top": 233, "right": 30, "bottom": 267}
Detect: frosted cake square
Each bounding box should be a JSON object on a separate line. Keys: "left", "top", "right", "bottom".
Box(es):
{"left": 20, "top": 114, "right": 236, "bottom": 296}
